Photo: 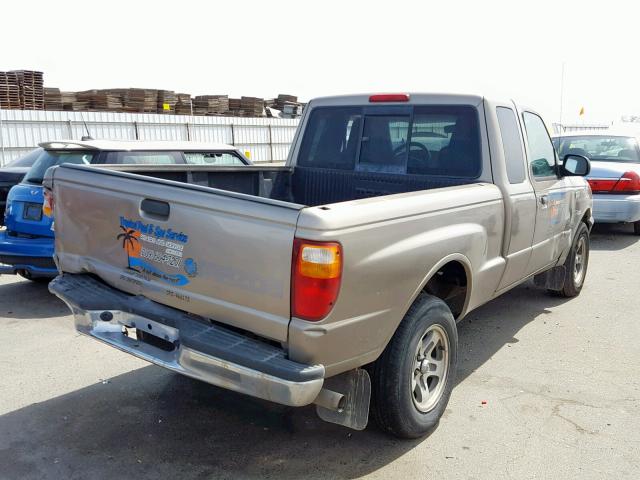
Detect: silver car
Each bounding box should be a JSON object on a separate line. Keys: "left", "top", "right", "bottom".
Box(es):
{"left": 553, "top": 131, "right": 640, "bottom": 234}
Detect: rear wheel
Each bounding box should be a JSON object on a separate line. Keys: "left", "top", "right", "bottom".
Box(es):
{"left": 634, "top": 221, "right": 640, "bottom": 235}
{"left": 370, "top": 294, "right": 458, "bottom": 439}
{"left": 549, "top": 222, "right": 589, "bottom": 297}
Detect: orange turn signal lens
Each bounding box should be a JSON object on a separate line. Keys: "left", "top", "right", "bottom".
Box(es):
{"left": 298, "top": 244, "right": 341, "bottom": 279}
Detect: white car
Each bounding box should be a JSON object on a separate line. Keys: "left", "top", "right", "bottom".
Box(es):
{"left": 553, "top": 131, "right": 640, "bottom": 234}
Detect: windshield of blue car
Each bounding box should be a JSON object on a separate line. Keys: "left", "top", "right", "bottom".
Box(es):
{"left": 553, "top": 135, "right": 640, "bottom": 163}
{"left": 6, "top": 148, "right": 43, "bottom": 168}
{"left": 23, "top": 150, "right": 95, "bottom": 185}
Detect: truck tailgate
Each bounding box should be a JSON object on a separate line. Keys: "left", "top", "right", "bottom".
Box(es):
{"left": 48, "top": 164, "right": 303, "bottom": 342}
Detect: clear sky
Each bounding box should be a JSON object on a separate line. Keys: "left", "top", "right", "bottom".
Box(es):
{"left": 2, "top": 0, "right": 638, "bottom": 125}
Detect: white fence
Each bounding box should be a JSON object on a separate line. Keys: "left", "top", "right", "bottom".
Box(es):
{"left": 0, "top": 109, "right": 300, "bottom": 166}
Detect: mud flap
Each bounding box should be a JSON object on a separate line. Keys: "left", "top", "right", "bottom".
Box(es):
{"left": 316, "top": 368, "right": 371, "bottom": 431}
{"left": 533, "top": 265, "right": 567, "bottom": 291}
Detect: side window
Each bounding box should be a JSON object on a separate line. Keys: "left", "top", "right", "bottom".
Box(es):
{"left": 184, "top": 152, "right": 245, "bottom": 165}
{"left": 496, "top": 107, "right": 526, "bottom": 183}
{"left": 522, "top": 112, "right": 556, "bottom": 178}
{"left": 103, "top": 151, "right": 183, "bottom": 165}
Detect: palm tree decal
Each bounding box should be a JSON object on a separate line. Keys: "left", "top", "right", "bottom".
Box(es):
{"left": 117, "top": 226, "right": 140, "bottom": 269}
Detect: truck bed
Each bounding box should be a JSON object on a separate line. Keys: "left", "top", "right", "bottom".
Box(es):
{"left": 99, "top": 163, "right": 477, "bottom": 207}
{"left": 46, "top": 163, "right": 481, "bottom": 344}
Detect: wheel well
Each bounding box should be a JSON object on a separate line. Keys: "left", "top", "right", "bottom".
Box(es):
{"left": 422, "top": 261, "right": 468, "bottom": 319}
{"left": 582, "top": 209, "right": 592, "bottom": 229}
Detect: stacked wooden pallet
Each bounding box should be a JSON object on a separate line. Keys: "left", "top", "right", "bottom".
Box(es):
{"left": 175, "top": 94, "right": 192, "bottom": 115}
{"left": 74, "top": 90, "right": 121, "bottom": 111}
{"left": 2, "top": 67, "right": 303, "bottom": 118}
{"left": 238, "top": 96, "right": 264, "bottom": 117}
{"left": 119, "top": 88, "right": 145, "bottom": 112}
{"left": 157, "top": 90, "right": 177, "bottom": 114}
{"left": 266, "top": 94, "right": 304, "bottom": 117}
{"left": 44, "top": 88, "right": 63, "bottom": 110}
{"left": 0, "top": 71, "right": 21, "bottom": 109}
{"left": 228, "top": 98, "right": 241, "bottom": 113}
{"left": 193, "top": 95, "right": 229, "bottom": 115}
{"left": 61, "top": 92, "right": 83, "bottom": 111}
{"left": 95, "top": 91, "right": 123, "bottom": 111}
{"left": 75, "top": 91, "right": 99, "bottom": 111}
{"left": 14, "top": 70, "right": 44, "bottom": 110}
{"left": 275, "top": 94, "right": 298, "bottom": 109}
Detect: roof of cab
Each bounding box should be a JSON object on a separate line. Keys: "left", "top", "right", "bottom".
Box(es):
{"left": 308, "top": 93, "right": 486, "bottom": 108}
{"left": 38, "top": 140, "right": 240, "bottom": 152}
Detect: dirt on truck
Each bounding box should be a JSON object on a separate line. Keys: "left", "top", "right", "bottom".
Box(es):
{"left": 46, "top": 93, "right": 593, "bottom": 438}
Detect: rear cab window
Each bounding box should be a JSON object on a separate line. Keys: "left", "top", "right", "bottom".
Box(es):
{"left": 298, "top": 105, "right": 482, "bottom": 178}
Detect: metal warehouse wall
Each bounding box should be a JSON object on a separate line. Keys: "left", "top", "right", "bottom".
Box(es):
{"left": 0, "top": 109, "right": 300, "bottom": 166}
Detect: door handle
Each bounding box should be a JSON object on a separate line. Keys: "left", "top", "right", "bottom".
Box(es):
{"left": 539, "top": 195, "right": 549, "bottom": 208}
{"left": 141, "top": 198, "right": 170, "bottom": 220}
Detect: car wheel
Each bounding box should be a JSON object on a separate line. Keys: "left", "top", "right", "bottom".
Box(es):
{"left": 370, "top": 293, "right": 458, "bottom": 439}
{"left": 634, "top": 221, "right": 640, "bottom": 236}
{"left": 549, "top": 222, "right": 590, "bottom": 297}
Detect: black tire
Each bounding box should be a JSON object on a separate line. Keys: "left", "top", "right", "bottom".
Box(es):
{"left": 634, "top": 221, "right": 640, "bottom": 236}
{"left": 550, "top": 222, "right": 589, "bottom": 297}
{"left": 370, "top": 293, "right": 458, "bottom": 439}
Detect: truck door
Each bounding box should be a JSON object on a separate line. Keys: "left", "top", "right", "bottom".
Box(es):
{"left": 521, "top": 111, "right": 571, "bottom": 275}
{"left": 493, "top": 105, "right": 537, "bottom": 291}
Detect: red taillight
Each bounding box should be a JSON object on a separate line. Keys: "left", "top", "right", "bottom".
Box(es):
{"left": 612, "top": 171, "right": 640, "bottom": 194}
{"left": 291, "top": 239, "right": 342, "bottom": 321}
{"left": 43, "top": 188, "right": 54, "bottom": 217}
{"left": 369, "top": 93, "right": 410, "bottom": 103}
{"left": 588, "top": 171, "right": 640, "bottom": 194}
{"left": 587, "top": 178, "right": 618, "bottom": 193}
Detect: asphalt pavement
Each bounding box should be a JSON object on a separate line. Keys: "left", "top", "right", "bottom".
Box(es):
{"left": 1, "top": 224, "right": 639, "bottom": 480}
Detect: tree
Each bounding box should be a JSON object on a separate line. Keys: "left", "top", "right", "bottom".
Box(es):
{"left": 116, "top": 226, "right": 140, "bottom": 269}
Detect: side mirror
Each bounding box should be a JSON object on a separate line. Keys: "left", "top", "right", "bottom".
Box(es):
{"left": 561, "top": 154, "right": 590, "bottom": 176}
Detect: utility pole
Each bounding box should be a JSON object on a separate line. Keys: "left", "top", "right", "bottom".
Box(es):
{"left": 559, "top": 62, "right": 566, "bottom": 129}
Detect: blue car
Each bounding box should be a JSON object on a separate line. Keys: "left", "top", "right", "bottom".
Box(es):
{"left": 0, "top": 140, "right": 251, "bottom": 280}
{"left": 0, "top": 148, "right": 42, "bottom": 225}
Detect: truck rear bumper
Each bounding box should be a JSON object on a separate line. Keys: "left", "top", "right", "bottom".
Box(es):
{"left": 49, "top": 273, "right": 325, "bottom": 407}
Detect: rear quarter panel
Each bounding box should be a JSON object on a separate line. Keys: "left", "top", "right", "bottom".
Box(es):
{"left": 288, "top": 183, "right": 505, "bottom": 375}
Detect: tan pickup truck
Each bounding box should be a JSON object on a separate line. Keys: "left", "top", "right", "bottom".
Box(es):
{"left": 46, "top": 93, "right": 592, "bottom": 438}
